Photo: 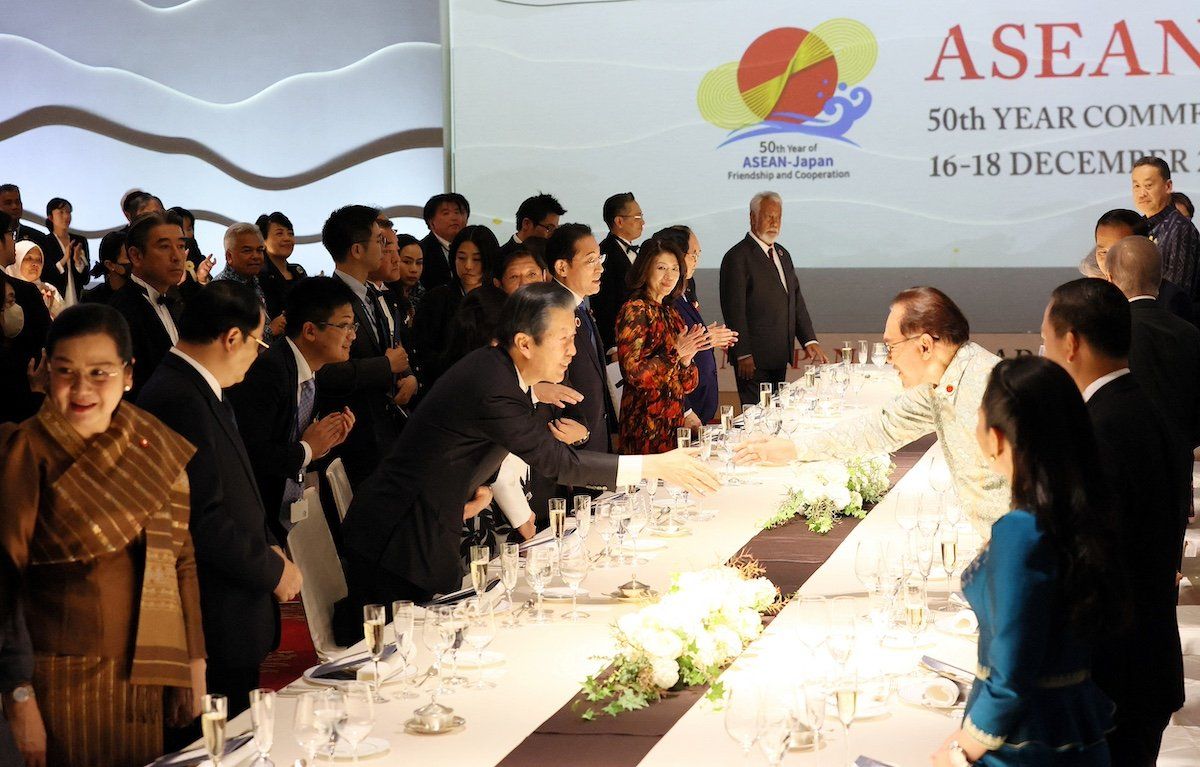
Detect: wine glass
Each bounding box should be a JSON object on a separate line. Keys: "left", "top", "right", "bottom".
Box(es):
{"left": 762, "top": 408, "right": 781, "bottom": 436}
{"left": 336, "top": 683, "right": 375, "bottom": 764}
{"left": 853, "top": 541, "right": 881, "bottom": 598}
{"left": 443, "top": 602, "right": 469, "bottom": 686}
{"left": 421, "top": 605, "right": 454, "bottom": 702}
{"left": 499, "top": 543, "right": 521, "bottom": 626}
{"left": 724, "top": 684, "right": 760, "bottom": 764}
{"left": 470, "top": 545, "right": 490, "bottom": 598}
{"left": 676, "top": 427, "right": 692, "bottom": 449}
{"left": 463, "top": 598, "right": 497, "bottom": 689}
{"left": 559, "top": 545, "right": 590, "bottom": 620}
{"left": 742, "top": 404, "right": 762, "bottom": 434}
{"left": 794, "top": 595, "right": 829, "bottom": 655}
{"left": 526, "top": 547, "right": 555, "bottom": 623}
{"left": 719, "top": 404, "right": 735, "bottom": 432}
{"left": 312, "top": 689, "right": 345, "bottom": 762}
{"left": 903, "top": 576, "right": 928, "bottom": 646}
{"left": 802, "top": 679, "right": 828, "bottom": 761}
{"left": 756, "top": 691, "right": 793, "bottom": 767}
{"left": 835, "top": 667, "right": 858, "bottom": 767}
{"left": 871, "top": 342, "right": 887, "bottom": 367}
{"left": 593, "top": 502, "right": 614, "bottom": 567}
{"left": 248, "top": 688, "right": 274, "bottom": 765}
{"left": 910, "top": 532, "right": 935, "bottom": 586}
{"left": 391, "top": 600, "right": 419, "bottom": 699}
{"left": 896, "top": 493, "right": 918, "bottom": 533}
{"left": 724, "top": 429, "right": 744, "bottom": 484}
{"left": 549, "top": 497, "right": 567, "bottom": 542}
{"left": 626, "top": 494, "right": 649, "bottom": 567}
{"left": 362, "top": 604, "right": 390, "bottom": 702}
{"left": 929, "top": 452, "right": 952, "bottom": 499}
{"left": 201, "top": 694, "right": 227, "bottom": 767}
{"left": 827, "top": 597, "right": 856, "bottom": 668}
{"left": 292, "top": 692, "right": 328, "bottom": 767}
{"left": 573, "top": 495, "right": 593, "bottom": 544}
{"left": 917, "top": 493, "right": 941, "bottom": 537}
{"left": 780, "top": 408, "right": 800, "bottom": 439}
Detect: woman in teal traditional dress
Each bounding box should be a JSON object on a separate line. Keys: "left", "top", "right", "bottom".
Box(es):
{"left": 932, "top": 357, "right": 1123, "bottom": 766}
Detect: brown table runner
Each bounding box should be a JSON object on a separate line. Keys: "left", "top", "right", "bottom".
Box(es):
{"left": 497, "top": 435, "right": 936, "bottom": 767}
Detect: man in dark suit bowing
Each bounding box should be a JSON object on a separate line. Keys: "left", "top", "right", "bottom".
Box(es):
{"left": 1092, "top": 208, "right": 1193, "bottom": 325}
{"left": 108, "top": 210, "right": 190, "bottom": 398}
{"left": 1105, "top": 235, "right": 1200, "bottom": 451}
{"left": 228, "top": 277, "right": 357, "bottom": 543}
{"left": 317, "top": 205, "right": 414, "bottom": 486}
{"left": 0, "top": 213, "right": 52, "bottom": 424}
{"left": 138, "top": 282, "right": 303, "bottom": 719}
{"left": 720, "top": 191, "right": 828, "bottom": 405}
{"left": 335, "top": 283, "right": 719, "bottom": 628}
{"left": 593, "top": 192, "right": 645, "bottom": 353}
{"left": 1041, "top": 278, "right": 1184, "bottom": 766}
{"left": 417, "top": 193, "right": 469, "bottom": 289}
{"left": 546, "top": 223, "right": 617, "bottom": 454}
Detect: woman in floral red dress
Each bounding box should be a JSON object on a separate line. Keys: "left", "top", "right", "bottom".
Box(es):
{"left": 616, "top": 237, "right": 713, "bottom": 454}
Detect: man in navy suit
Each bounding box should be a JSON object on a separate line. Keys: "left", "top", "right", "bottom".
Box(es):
{"left": 417, "top": 193, "right": 469, "bottom": 289}
{"left": 139, "top": 281, "right": 302, "bottom": 718}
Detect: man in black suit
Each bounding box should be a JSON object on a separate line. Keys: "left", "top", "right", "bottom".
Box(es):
{"left": 720, "top": 191, "right": 828, "bottom": 405}
{"left": 228, "top": 277, "right": 357, "bottom": 543}
{"left": 500, "top": 193, "right": 566, "bottom": 256}
{"left": 546, "top": 223, "right": 617, "bottom": 453}
{"left": 0, "top": 185, "right": 46, "bottom": 246}
{"left": 1093, "top": 208, "right": 1193, "bottom": 324}
{"left": 0, "top": 214, "right": 52, "bottom": 424}
{"left": 138, "top": 282, "right": 302, "bottom": 718}
{"left": 593, "top": 192, "right": 645, "bottom": 353}
{"left": 417, "top": 193, "right": 469, "bottom": 289}
{"left": 108, "top": 211, "right": 189, "bottom": 398}
{"left": 336, "top": 283, "right": 719, "bottom": 628}
{"left": 317, "top": 205, "right": 412, "bottom": 486}
{"left": 1106, "top": 235, "right": 1200, "bottom": 451}
{"left": 1041, "top": 278, "right": 1184, "bottom": 766}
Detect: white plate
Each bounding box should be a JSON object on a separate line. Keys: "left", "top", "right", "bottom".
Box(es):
{"left": 897, "top": 677, "right": 962, "bottom": 710}
{"left": 934, "top": 614, "right": 979, "bottom": 637}
{"left": 302, "top": 661, "right": 417, "bottom": 688}
{"left": 542, "top": 587, "right": 590, "bottom": 601}
{"left": 327, "top": 736, "right": 390, "bottom": 760}
{"left": 453, "top": 650, "right": 506, "bottom": 668}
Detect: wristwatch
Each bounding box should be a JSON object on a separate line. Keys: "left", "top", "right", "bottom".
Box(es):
{"left": 7, "top": 683, "right": 34, "bottom": 704}
{"left": 947, "top": 740, "right": 972, "bottom": 766}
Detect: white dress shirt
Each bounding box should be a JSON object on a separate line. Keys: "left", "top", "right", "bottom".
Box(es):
{"left": 131, "top": 273, "right": 179, "bottom": 344}
{"left": 285, "top": 337, "right": 315, "bottom": 469}
{"left": 1082, "top": 368, "right": 1131, "bottom": 403}
{"left": 169, "top": 347, "right": 223, "bottom": 400}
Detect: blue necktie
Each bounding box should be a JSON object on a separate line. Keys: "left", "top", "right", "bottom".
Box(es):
{"left": 281, "top": 378, "right": 316, "bottom": 513}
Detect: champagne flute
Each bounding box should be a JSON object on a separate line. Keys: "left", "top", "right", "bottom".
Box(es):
{"left": 499, "top": 543, "right": 521, "bottom": 625}
{"left": 759, "top": 382, "right": 773, "bottom": 407}
{"left": 827, "top": 596, "right": 856, "bottom": 668}
{"left": 724, "top": 684, "right": 760, "bottom": 765}
{"left": 903, "top": 576, "right": 928, "bottom": 645}
{"left": 853, "top": 540, "right": 881, "bottom": 599}
{"left": 676, "top": 427, "right": 692, "bottom": 449}
{"left": 201, "top": 694, "right": 227, "bottom": 767}
{"left": 362, "top": 604, "right": 390, "bottom": 702}
{"left": 248, "top": 688, "right": 275, "bottom": 765}
{"left": 719, "top": 404, "right": 734, "bottom": 432}
{"left": 593, "top": 502, "right": 614, "bottom": 567}
{"left": 940, "top": 524, "right": 960, "bottom": 596}
{"left": 699, "top": 426, "right": 716, "bottom": 462}
{"left": 835, "top": 668, "right": 858, "bottom": 767}
{"left": 470, "top": 545, "right": 490, "bottom": 597}
{"left": 549, "top": 497, "right": 567, "bottom": 541}
{"left": 857, "top": 340, "right": 868, "bottom": 367}
{"left": 573, "top": 495, "right": 593, "bottom": 544}
{"left": 336, "top": 682, "right": 374, "bottom": 764}
{"left": 723, "top": 429, "right": 744, "bottom": 485}
{"left": 917, "top": 492, "right": 941, "bottom": 537}
{"left": 292, "top": 692, "right": 327, "bottom": 767}
{"left": 421, "top": 605, "right": 453, "bottom": 702}
{"left": 526, "top": 547, "right": 554, "bottom": 623}
{"left": 840, "top": 340, "right": 853, "bottom": 366}
{"left": 559, "top": 546, "right": 590, "bottom": 620}
{"left": 391, "top": 600, "right": 419, "bottom": 699}
{"left": 463, "top": 598, "right": 497, "bottom": 689}
{"left": 794, "top": 595, "right": 829, "bottom": 654}
{"left": 626, "top": 494, "right": 649, "bottom": 567}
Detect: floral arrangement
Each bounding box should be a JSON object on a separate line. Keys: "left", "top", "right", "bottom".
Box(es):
{"left": 761, "top": 454, "right": 893, "bottom": 534}
{"left": 578, "top": 558, "right": 780, "bottom": 719}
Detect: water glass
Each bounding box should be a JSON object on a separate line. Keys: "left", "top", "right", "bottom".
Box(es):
{"left": 292, "top": 692, "right": 329, "bottom": 767}
{"left": 559, "top": 546, "right": 590, "bottom": 620}
{"left": 337, "top": 683, "right": 375, "bottom": 763}
{"left": 573, "top": 495, "right": 593, "bottom": 542}
{"left": 391, "top": 600, "right": 420, "bottom": 698}
{"left": 248, "top": 688, "right": 274, "bottom": 764}
{"left": 526, "top": 547, "right": 555, "bottom": 622}
{"left": 499, "top": 543, "right": 521, "bottom": 625}
{"left": 676, "top": 427, "right": 692, "bottom": 449}
{"left": 871, "top": 341, "right": 888, "bottom": 367}
{"left": 463, "top": 598, "right": 497, "bottom": 688}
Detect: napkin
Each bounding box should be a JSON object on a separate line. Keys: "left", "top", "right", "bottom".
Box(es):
{"left": 356, "top": 658, "right": 400, "bottom": 682}
{"left": 422, "top": 578, "right": 501, "bottom": 607}
{"left": 951, "top": 609, "right": 978, "bottom": 633}
{"left": 854, "top": 757, "right": 899, "bottom": 767}
{"left": 146, "top": 733, "right": 253, "bottom": 766}
{"left": 921, "top": 677, "right": 961, "bottom": 707}
{"left": 518, "top": 527, "right": 576, "bottom": 552}
{"left": 311, "top": 646, "right": 397, "bottom": 680}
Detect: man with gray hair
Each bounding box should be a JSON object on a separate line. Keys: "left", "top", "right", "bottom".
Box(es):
{"left": 1106, "top": 235, "right": 1200, "bottom": 451}
{"left": 214, "top": 222, "right": 286, "bottom": 340}
{"left": 719, "top": 191, "right": 827, "bottom": 404}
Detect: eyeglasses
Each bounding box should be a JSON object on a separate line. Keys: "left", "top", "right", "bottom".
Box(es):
{"left": 884, "top": 335, "right": 935, "bottom": 357}
{"left": 247, "top": 333, "right": 270, "bottom": 351}
{"left": 353, "top": 237, "right": 387, "bottom": 248}
{"left": 50, "top": 364, "right": 126, "bottom": 385}
{"left": 534, "top": 221, "right": 558, "bottom": 235}
{"left": 317, "top": 321, "right": 359, "bottom": 334}
{"left": 617, "top": 214, "right": 644, "bottom": 222}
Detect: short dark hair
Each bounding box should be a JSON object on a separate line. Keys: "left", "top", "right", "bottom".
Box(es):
{"left": 448, "top": 225, "right": 500, "bottom": 286}
{"left": 602, "top": 192, "right": 636, "bottom": 229}
{"left": 44, "top": 197, "right": 71, "bottom": 230}
{"left": 255, "top": 211, "right": 294, "bottom": 240}
{"left": 46, "top": 304, "right": 134, "bottom": 363}
{"left": 168, "top": 206, "right": 195, "bottom": 227}
{"left": 98, "top": 230, "right": 127, "bottom": 265}
{"left": 891, "top": 286, "right": 970, "bottom": 345}
{"left": 544, "top": 223, "right": 593, "bottom": 273}
{"left": 1094, "top": 208, "right": 1148, "bottom": 236}
{"left": 518, "top": 235, "right": 547, "bottom": 265}
{"left": 514, "top": 193, "right": 566, "bottom": 233}
{"left": 1047, "top": 278, "right": 1131, "bottom": 360}
{"left": 440, "top": 286, "right": 509, "bottom": 369}
{"left": 650, "top": 225, "right": 691, "bottom": 254}
{"left": 396, "top": 233, "right": 420, "bottom": 251}
{"left": 626, "top": 236, "right": 687, "bottom": 302}
{"left": 321, "top": 204, "right": 381, "bottom": 263}
{"left": 0, "top": 184, "right": 18, "bottom": 195}
{"left": 422, "top": 193, "right": 470, "bottom": 224}
{"left": 1173, "top": 191, "right": 1195, "bottom": 218}
{"left": 1133, "top": 156, "right": 1171, "bottom": 181}
{"left": 177, "top": 281, "right": 264, "bottom": 344}
{"left": 120, "top": 190, "right": 146, "bottom": 219}
{"left": 492, "top": 245, "right": 547, "bottom": 283}
{"left": 496, "top": 282, "right": 575, "bottom": 348}
{"left": 284, "top": 276, "right": 356, "bottom": 340}
{"left": 127, "top": 211, "right": 185, "bottom": 256}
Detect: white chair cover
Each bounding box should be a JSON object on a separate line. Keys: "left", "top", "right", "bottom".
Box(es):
{"left": 326, "top": 457, "right": 353, "bottom": 522}
{"left": 286, "top": 488, "right": 349, "bottom": 660}
{"left": 606, "top": 360, "right": 623, "bottom": 419}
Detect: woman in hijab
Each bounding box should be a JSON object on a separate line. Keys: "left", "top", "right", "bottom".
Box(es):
{"left": 6, "top": 241, "right": 64, "bottom": 318}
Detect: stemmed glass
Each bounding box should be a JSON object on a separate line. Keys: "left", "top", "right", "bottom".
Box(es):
{"left": 462, "top": 598, "right": 497, "bottom": 689}
{"left": 857, "top": 340, "right": 869, "bottom": 368}
{"left": 759, "top": 382, "right": 773, "bottom": 407}
{"left": 896, "top": 493, "right": 918, "bottom": 533}
{"left": 699, "top": 426, "right": 717, "bottom": 462}
{"left": 929, "top": 452, "right": 952, "bottom": 502}
{"left": 756, "top": 691, "right": 794, "bottom": 767}
{"left": 248, "top": 688, "right": 274, "bottom": 765}
{"left": 834, "top": 667, "right": 859, "bottom": 767}
{"left": 827, "top": 597, "right": 856, "bottom": 668}
{"left": 499, "top": 544, "right": 521, "bottom": 626}
{"left": 593, "top": 502, "right": 614, "bottom": 567}
{"left": 794, "top": 596, "right": 829, "bottom": 654}
{"left": 362, "top": 604, "right": 390, "bottom": 702}
{"left": 724, "top": 684, "right": 760, "bottom": 765}
{"left": 801, "top": 679, "right": 828, "bottom": 763}
{"left": 391, "top": 600, "right": 420, "bottom": 699}
{"left": 549, "top": 497, "right": 567, "bottom": 542}
{"left": 909, "top": 532, "right": 935, "bottom": 586}
{"left": 742, "top": 404, "right": 762, "bottom": 434}
{"left": 292, "top": 692, "right": 330, "bottom": 767}
{"left": 443, "top": 603, "right": 470, "bottom": 687}
{"left": 469, "top": 545, "right": 490, "bottom": 598}
{"left": 724, "top": 430, "right": 744, "bottom": 484}
{"left": 676, "top": 427, "right": 692, "bottom": 449}
{"left": 719, "top": 403, "right": 735, "bottom": 432}
{"left": 336, "top": 683, "right": 375, "bottom": 764}
{"left": 762, "top": 407, "right": 781, "bottom": 437}
{"left": 917, "top": 492, "right": 941, "bottom": 538}
{"left": 421, "top": 605, "right": 454, "bottom": 703}
{"left": 939, "top": 524, "right": 960, "bottom": 595}
{"left": 903, "top": 576, "right": 929, "bottom": 646}
{"left": 626, "top": 493, "right": 649, "bottom": 567}
{"left": 871, "top": 342, "right": 887, "bottom": 367}
{"left": 201, "top": 694, "right": 227, "bottom": 767}
{"left": 526, "top": 547, "right": 555, "bottom": 623}
{"left": 780, "top": 408, "right": 800, "bottom": 439}
{"left": 559, "top": 545, "right": 590, "bottom": 620}
{"left": 853, "top": 541, "right": 881, "bottom": 600}
{"left": 312, "top": 689, "right": 345, "bottom": 762}
{"left": 573, "top": 495, "right": 593, "bottom": 544}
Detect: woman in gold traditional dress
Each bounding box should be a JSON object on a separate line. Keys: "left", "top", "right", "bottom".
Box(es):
{"left": 0, "top": 303, "right": 205, "bottom": 767}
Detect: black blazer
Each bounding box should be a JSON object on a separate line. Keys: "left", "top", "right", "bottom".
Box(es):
{"left": 411, "top": 283, "right": 465, "bottom": 386}
{"left": 227, "top": 339, "right": 309, "bottom": 545}
{"left": 555, "top": 284, "right": 615, "bottom": 453}
{"left": 315, "top": 275, "right": 399, "bottom": 486}
{"left": 1128, "top": 298, "right": 1200, "bottom": 448}
{"left": 0, "top": 276, "right": 51, "bottom": 424}
{"left": 418, "top": 232, "right": 451, "bottom": 290}
{"left": 593, "top": 233, "right": 635, "bottom": 352}
{"left": 137, "top": 353, "right": 283, "bottom": 669}
{"left": 108, "top": 280, "right": 181, "bottom": 400}
{"left": 258, "top": 258, "right": 307, "bottom": 318}
{"left": 37, "top": 232, "right": 90, "bottom": 303}
{"left": 341, "top": 346, "right": 619, "bottom": 595}
{"left": 719, "top": 233, "right": 817, "bottom": 370}
{"left": 1087, "top": 374, "right": 1185, "bottom": 717}
{"left": 1158, "top": 278, "right": 1195, "bottom": 326}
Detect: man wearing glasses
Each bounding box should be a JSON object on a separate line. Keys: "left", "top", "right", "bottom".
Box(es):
{"left": 735, "top": 286, "right": 1008, "bottom": 537}
{"left": 501, "top": 192, "right": 567, "bottom": 256}
{"left": 593, "top": 192, "right": 645, "bottom": 353}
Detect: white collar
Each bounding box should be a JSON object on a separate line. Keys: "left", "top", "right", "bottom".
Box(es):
{"left": 435, "top": 233, "right": 451, "bottom": 251}
{"left": 1128, "top": 295, "right": 1156, "bottom": 302}
{"left": 512, "top": 233, "right": 524, "bottom": 245}
{"left": 512, "top": 360, "right": 540, "bottom": 404}
{"left": 1082, "top": 368, "right": 1131, "bottom": 402}
{"left": 748, "top": 231, "right": 776, "bottom": 255}
{"left": 170, "top": 347, "right": 224, "bottom": 401}
{"left": 284, "top": 337, "right": 314, "bottom": 384}
{"left": 130, "top": 273, "right": 165, "bottom": 302}
{"left": 333, "top": 269, "right": 369, "bottom": 300}
{"left": 554, "top": 279, "right": 585, "bottom": 307}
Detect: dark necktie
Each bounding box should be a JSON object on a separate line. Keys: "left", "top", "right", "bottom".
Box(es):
{"left": 281, "top": 378, "right": 316, "bottom": 510}
{"left": 627, "top": 243, "right": 640, "bottom": 254}
{"left": 365, "top": 285, "right": 391, "bottom": 348}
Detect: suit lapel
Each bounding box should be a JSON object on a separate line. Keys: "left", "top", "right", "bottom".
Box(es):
{"left": 276, "top": 342, "right": 299, "bottom": 435}
{"left": 349, "top": 295, "right": 383, "bottom": 355}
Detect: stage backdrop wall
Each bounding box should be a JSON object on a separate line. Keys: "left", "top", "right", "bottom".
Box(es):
{"left": 447, "top": 0, "right": 1200, "bottom": 331}
{"left": 2, "top": 0, "right": 443, "bottom": 274}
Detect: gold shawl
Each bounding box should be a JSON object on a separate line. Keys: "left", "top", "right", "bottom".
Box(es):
{"left": 31, "top": 401, "right": 198, "bottom": 688}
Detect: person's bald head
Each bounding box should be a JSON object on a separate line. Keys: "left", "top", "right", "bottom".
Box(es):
{"left": 1105, "top": 236, "right": 1162, "bottom": 299}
